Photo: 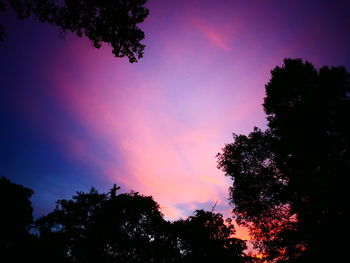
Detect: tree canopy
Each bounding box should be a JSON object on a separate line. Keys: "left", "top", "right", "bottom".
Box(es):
{"left": 173, "top": 209, "right": 247, "bottom": 262}
{"left": 217, "top": 58, "right": 350, "bottom": 262}
{"left": 0, "top": 177, "right": 249, "bottom": 262}
{"left": 0, "top": 0, "right": 149, "bottom": 62}
{"left": 35, "top": 187, "right": 175, "bottom": 262}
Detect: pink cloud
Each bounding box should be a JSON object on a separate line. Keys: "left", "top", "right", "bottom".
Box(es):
{"left": 38, "top": 16, "right": 264, "bottom": 230}
{"left": 160, "top": 205, "right": 186, "bottom": 220}
{"left": 7, "top": 0, "right": 349, "bottom": 246}
{"left": 191, "top": 17, "right": 232, "bottom": 51}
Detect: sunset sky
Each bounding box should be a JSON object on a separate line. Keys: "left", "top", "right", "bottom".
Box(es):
{"left": 1, "top": 0, "right": 350, "bottom": 240}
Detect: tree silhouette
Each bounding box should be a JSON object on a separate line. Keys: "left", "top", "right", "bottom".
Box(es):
{"left": 0, "top": 177, "right": 249, "bottom": 262}
{"left": 0, "top": 0, "right": 149, "bottom": 62}
{"left": 0, "top": 177, "right": 37, "bottom": 262}
{"left": 173, "top": 209, "right": 247, "bottom": 262}
{"left": 35, "top": 187, "right": 108, "bottom": 262}
{"left": 35, "top": 187, "right": 180, "bottom": 262}
{"left": 217, "top": 58, "right": 350, "bottom": 262}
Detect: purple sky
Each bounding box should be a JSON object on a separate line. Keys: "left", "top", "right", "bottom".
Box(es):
{"left": 1, "top": 0, "right": 350, "bottom": 240}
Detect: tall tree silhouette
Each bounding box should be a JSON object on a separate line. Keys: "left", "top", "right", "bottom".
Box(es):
{"left": 0, "top": 0, "right": 149, "bottom": 62}
{"left": 217, "top": 58, "right": 350, "bottom": 262}
{"left": 0, "top": 177, "right": 37, "bottom": 262}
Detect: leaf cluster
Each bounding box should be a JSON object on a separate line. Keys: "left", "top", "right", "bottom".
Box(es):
{"left": 0, "top": 0, "right": 149, "bottom": 62}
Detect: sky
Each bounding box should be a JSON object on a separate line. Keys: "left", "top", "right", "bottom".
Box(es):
{"left": 1, "top": 0, "right": 350, "bottom": 241}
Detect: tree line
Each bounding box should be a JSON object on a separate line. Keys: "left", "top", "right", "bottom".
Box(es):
{"left": 1, "top": 58, "right": 349, "bottom": 263}
{"left": 0, "top": 178, "right": 250, "bottom": 263}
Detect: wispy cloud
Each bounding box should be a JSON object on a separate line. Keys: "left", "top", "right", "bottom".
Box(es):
{"left": 191, "top": 17, "right": 232, "bottom": 51}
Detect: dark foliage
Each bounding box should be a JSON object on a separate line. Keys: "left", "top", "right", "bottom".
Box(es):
{"left": 0, "top": 0, "right": 149, "bottom": 62}
{"left": 35, "top": 187, "right": 175, "bottom": 262}
{"left": 173, "top": 209, "right": 247, "bottom": 262}
{"left": 0, "top": 177, "right": 248, "bottom": 262}
{"left": 218, "top": 58, "right": 350, "bottom": 262}
{"left": 0, "top": 177, "right": 38, "bottom": 262}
